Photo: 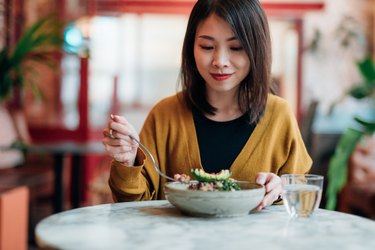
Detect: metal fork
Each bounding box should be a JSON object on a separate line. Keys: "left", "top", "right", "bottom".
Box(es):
{"left": 128, "top": 134, "right": 177, "bottom": 182}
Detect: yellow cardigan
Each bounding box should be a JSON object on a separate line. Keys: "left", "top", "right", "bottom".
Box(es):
{"left": 109, "top": 93, "right": 312, "bottom": 202}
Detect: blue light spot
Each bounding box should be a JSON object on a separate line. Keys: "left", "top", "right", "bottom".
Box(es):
{"left": 64, "top": 24, "right": 83, "bottom": 53}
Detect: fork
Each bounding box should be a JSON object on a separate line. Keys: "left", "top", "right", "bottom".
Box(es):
{"left": 128, "top": 134, "right": 177, "bottom": 183}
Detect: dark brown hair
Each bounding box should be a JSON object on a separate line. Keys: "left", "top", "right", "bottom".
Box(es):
{"left": 180, "top": 0, "right": 272, "bottom": 124}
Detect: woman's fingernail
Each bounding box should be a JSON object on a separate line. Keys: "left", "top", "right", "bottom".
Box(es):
{"left": 110, "top": 114, "right": 115, "bottom": 119}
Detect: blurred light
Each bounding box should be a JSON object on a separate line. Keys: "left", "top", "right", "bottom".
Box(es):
{"left": 64, "top": 24, "right": 83, "bottom": 54}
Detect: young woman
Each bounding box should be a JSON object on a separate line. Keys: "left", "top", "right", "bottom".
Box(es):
{"left": 102, "top": 0, "right": 312, "bottom": 210}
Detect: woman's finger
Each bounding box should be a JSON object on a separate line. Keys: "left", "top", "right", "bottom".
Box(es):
{"left": 264, "top": 175, "right": 281, "bottom": 193}
{"left": 102, "top": 115, "right": 138, "bottom": 166}
{"left": 103, "top": 141, "right": 137, "bottom": 162}
{"left": 109, "top": 120, "right": 137, "bottom": 141}
{"left": 112, "top": 151, "right": 137, "bottom": 164}
{"left": 256, "top": 172, "right": 281, "bottom": 192}
{"left": 104, "top": 143, "right": 137, "bottom": 153}
{"left": 256, "top": 187, "right": 281, "bottom": 211}
{"left": 255, "top": 172, "right": 282, "bottom": 210}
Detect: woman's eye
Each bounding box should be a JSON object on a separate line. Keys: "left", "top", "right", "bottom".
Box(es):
{"left": 199, "top": 45, "right": 214, "bottom": 50}
{"left": 231, "top": 47, "right": 243, "bottom": 51}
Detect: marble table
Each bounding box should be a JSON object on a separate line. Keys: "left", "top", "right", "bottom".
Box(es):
{"left": 36, "top": 200, "right": 375, "bottom": 250}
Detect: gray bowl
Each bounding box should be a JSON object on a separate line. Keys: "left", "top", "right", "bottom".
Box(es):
{"left": 165, "top": 181, "right": 265, "bottom": 217}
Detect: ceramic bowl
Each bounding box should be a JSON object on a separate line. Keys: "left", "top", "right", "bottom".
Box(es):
{"left": 164, "top": 181, "right": 265, "bottom": 217}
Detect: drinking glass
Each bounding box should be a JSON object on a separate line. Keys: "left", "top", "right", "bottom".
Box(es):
{"left": 281, "top": 174, "right": 324, "bottom": 218}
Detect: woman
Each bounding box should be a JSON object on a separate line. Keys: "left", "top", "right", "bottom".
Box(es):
{"left": 102, "top": 0, "right": 312, "bottom": 210}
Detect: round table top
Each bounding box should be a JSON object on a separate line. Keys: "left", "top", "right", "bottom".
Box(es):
{"left": 36, "top": 200, "right": 375, "bottom": 250}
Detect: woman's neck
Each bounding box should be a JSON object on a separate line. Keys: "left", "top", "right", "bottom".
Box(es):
{"left": 206, "top": 90, "right": 243, "bottom": 122}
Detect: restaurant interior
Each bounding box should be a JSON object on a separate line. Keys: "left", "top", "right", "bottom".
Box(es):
{"left": 0, "top": 0, "right": 375, "bottom": 249}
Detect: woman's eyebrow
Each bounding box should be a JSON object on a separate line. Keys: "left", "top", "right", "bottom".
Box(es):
{"left": 197, "top": 35, "right": 214, "bottom": 40}
{"left": 197, "top": 35, "right": 238, "bottom": 41}
{"left": 227, "top": 37, "right": 237, "bottom": 41}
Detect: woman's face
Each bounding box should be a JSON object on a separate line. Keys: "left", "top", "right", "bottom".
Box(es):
{"left": 194, "top": 14, "right": 251, "bottom": 95}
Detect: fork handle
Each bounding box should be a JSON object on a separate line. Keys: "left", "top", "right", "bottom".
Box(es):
{"left": 128, "top": 134, "right": 176, "bottom": 182}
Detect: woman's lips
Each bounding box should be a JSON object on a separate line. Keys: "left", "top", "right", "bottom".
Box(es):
{"left": 210, "top": 73, "right": 233, "bottom": 81}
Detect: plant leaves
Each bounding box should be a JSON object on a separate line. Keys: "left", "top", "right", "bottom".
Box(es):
{"left": 357, "top": 56, "right": 375, "bottom": 83}
{"left": 0, "top": 50, "right": 13, "bottom": 101}
{"left": 11, "top": 17, "right": 62, "bottom": 64}
{"left": 347, "top": 84, "right": 374, "bottom": 99}
{"left": 346, "top": 57, "right": 375, "bottom": 100}
{"left": 0, "top": 74, "right": 13, "bottom": 102}
{"left": 353, "top": 117, "right": 375, "bottom": 133}
{"left": 0, "top": 16, "right": 64, "bottom": 102}
{"left": 326, "top": 128, "right": 363, "bottom": 210}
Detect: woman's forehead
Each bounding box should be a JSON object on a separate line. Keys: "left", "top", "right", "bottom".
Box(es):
{"left": 196, "top": 14, "right": 237, "bottom": 40}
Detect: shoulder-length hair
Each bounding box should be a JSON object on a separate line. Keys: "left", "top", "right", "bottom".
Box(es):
{"left": 180, "top": 0, "right": 273, "bottom": 124}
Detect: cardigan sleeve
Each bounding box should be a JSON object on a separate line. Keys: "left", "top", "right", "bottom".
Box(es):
{"left": 277, "top": 135, "right": 312, "bottom": 175}
{"left": 274, "top": 97, "right": 313, "bottom": 175}
{"left": 108, "top": 147, "right": 158, "bottom": 202}
{"left": 108, "top": 97, "right": 173, "bottom": 202}
{"left": 108, "top": 123, "right": 165, "bottom": 202}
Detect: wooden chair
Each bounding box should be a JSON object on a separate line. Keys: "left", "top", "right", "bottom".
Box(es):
{"left": 339, "top": 183, "right": 375, "bottom": 219}
{"left": 338, "top": 137, "right": 375, "bottom": 219}
{"left": 0, "top": 154, "right": 54, "bottom": 246}
{"left": 300, "top": 100, "right": 318, "bottom": 154}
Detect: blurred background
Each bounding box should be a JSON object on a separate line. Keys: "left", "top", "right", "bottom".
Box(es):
{"left": 0, "top": 0, "right": 374, "bottom": 249}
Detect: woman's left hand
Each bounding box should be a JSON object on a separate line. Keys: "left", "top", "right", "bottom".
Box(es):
{"left": 255, "top": 172, "right": 282, "bottom": 211}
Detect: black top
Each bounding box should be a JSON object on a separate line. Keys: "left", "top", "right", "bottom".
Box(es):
{"left": 193, "top": 109, "right": 255, "bottom": 173}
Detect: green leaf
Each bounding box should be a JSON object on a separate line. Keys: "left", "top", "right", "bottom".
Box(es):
{"left": 0, "top": 16, "right": 64, "bottom": 103}
{"left": 326, "top": 128, "right": 363, "bottom": 210}
{"left": 348, "top": 84, "right": 374, "bottom": 99}
{"left": 0, "top": 74, "right": 13, "bottom": 102}
{"left": 9, "top": 140, "right": 29, "bottom": 155}
{"left": 0, "top": 50, "right": 13, "bottom": 101}
{"left": 13, "top": 64, "right": 24, "bottom": 87}
{"left": 357, "top": 56, "right": 375, "bottom": 83}
{"left": 353, "top": 117, "right": 375, "bottom": 133}
{"left": 10, "top": 16, "right": 63, "bottom": 67}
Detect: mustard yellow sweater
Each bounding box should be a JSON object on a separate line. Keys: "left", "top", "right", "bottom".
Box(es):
{"left": 109, "top": 93, "right": 312, "bottom": 202}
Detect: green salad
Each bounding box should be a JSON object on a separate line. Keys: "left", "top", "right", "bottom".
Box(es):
{"left": 174, "top": 168, "right": 240, "bottom": 191}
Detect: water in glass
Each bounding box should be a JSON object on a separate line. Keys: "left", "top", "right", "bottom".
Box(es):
{"left": 281, "top": 174, "right": 323, "bottom": 218}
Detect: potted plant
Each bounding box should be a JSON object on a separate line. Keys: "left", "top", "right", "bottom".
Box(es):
{"left": 0, "top": 16, "right": 63, "bottom": 167}
{"left": 0, "top": 16, "right": 63, "bottom": 103}
{"left": 326, "top": 55, "right": 375, "bottom": 210}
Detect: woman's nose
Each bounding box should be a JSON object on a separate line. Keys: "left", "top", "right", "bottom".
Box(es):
{"left": 212, "top": 49, "right": 230, "bottom": 68}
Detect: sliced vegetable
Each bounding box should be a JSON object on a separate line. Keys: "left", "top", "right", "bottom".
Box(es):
{"left": 191, "top": 168, "right": 231, "bottom": 182}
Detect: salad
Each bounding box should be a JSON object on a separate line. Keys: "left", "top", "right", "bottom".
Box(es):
{"left": 174, "top": 168, "right": 240, "bottom": 191}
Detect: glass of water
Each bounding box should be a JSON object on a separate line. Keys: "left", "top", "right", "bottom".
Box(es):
{"left": 281, "top": 174, "right": 324, "bottom": 218}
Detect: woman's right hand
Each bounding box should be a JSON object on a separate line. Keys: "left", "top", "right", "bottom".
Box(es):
{"left": 102, "top": 114, "right": 139, "bottom": 166}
